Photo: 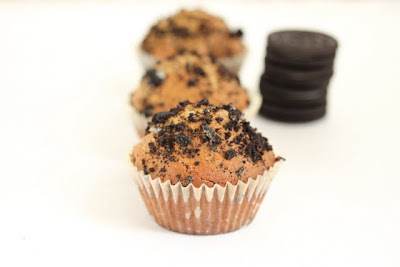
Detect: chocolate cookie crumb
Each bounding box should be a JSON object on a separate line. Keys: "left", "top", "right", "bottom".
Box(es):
{"left": 142, "top": 159, "right": 149, "bottom": 174}
{"left": 143, "top": 104, "right": 154, "bottom": 117}
{"left": 152, "top": 111, "right": 172, "bottom": 124}
{"left": 215, "top": 117, "right": 224, "bottom": 123}
{"left": 175, "top": 122, "right": 188, "bottom": 131}
{"left": 146, "top": 69, "right": 165, "bottom": 88}
{"left": 193, "top": 65, "right": 206, "bottom": 77}
{"left": 203, "top": 108, "right": 211, "bottom": 115}
{"left": 236, "top": 167, "right": 245, "bottom": 177}
{"left": 176, "top": 133, "right": 191, "bottom": 147}
{"left": 184, "top": 176, "right": 193, "bottom": 184}
{"left": 199, "top": 23, "right": 209, "bottom": 35}
{"left": 202, "top": 118, "right": 211, "bottom": 125}
{"left": 187, "top": 78, "right": 198, "bottom": 87}
{"left": 172, "top": 26, "right": 190, "bottom": 38}
{"left": 148, "top": 142, "right": 156, "bottom": 154}
{"left": 152, "top": 26, "right": 165, "bottom": 37}
{"left": 195, "top": 98, "right": 210, "bottom": 107}
{"left": 188, "top": 113, "right": 197, "bottom": 122}
{"left": 229, "top": 29, "right": 243, "bottom": 38}
{"left": 225, "top": 149, "right": 236, "bottom": 160}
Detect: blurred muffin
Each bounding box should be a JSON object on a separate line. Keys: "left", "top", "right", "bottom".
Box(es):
{"left": 131, "top": 51, "right": 258, "bottom": 137}
{"left": 131, "top": 99, "right": 283, "bottom": 235}
{"left": 139, "top": 9, "right": 246, "bottom": 72}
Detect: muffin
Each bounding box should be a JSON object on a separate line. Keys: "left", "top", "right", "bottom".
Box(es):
{"left": 139, "top": 9, "right": 246, "bottom": 73}
{"left": 130, "top": 99, "right": 283, "bottom": 235}
{"left": 130, "top": 51, "right": 261, "bottom": 137}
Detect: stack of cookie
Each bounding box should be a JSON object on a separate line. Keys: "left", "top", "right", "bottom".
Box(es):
{"left": 259, "top": 30, "right": 338, "bottom": 122}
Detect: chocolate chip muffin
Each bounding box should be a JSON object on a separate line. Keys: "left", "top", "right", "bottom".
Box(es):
{"left": 131, "top": 52, "right": 251, "bottom": 137}
{"left": 130, "top": 99, "right": 283, "bottom": 235}
{"left": 139, "top": 9, "right": 246, "bottom": 72}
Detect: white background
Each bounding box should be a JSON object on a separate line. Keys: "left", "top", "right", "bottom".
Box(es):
{"left": 0, "top": 1, "right": 399, "bottom": 266}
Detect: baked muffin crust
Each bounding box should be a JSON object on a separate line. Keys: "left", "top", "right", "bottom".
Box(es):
{"left": 131, "top": 100, "right": 279, "bottom": 188}
{"left": 141, "top": 9, "right": 245, "bottom": 59}
{"left": 131, "top": 51, "right": 249, "bottom": 117}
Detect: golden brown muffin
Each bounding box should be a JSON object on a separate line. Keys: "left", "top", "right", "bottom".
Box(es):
{"left": 131, "top": 99, "right": 279, "bottom": 188}
{"left": 131, "top": 51, "right": 249, "bottom": 117}
{"left": 141, "top": 9, "right": 245, "bottom": 60}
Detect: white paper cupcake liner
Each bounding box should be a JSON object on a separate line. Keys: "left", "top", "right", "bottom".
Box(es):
{"left": 216, "top": 50, "right": 246, "bottom": 73}
{"left": 131, "top": 91, "right": 262, "bottom": 138}
{"left": 137, "top": 47, "right": 246, "bottom": 73}
{"left": 131, "top": 159, "right": 282, "bottom": 235}
{"left": 243, "top": 91, "right": 262, "bottom": 121}
{"left": 131, "top": 105, "right": 150, "bottom": 138}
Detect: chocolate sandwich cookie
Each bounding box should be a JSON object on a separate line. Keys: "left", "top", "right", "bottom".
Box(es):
{"left": 262, "top": 63, "right": 333, "bottom": 87}
{"left": 266, "top": 53, "right": 334, "bottom": 70}
{"left": 266, "top": 30, "right": 338, "bottom": 68}
{"left": 260, "top": 80, "right": 327, "bottom": 107}
{"left": 259, "top": 102, "right": 326, "bottom": 122}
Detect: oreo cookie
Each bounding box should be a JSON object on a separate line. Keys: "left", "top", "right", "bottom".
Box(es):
{"left": 260, "top": 80, "right": 327, "bottom": 107}
{"left": 262, "top": 63, "right": 333, "bottom": 87}
{"left": 259, "top": 102, "right": 326, "bottom": 122}
{"left": 267, "top": 30, "right": 338, "bottom": 68}
{"left": 266, "top": 52, "right": 334, "bottom": 69}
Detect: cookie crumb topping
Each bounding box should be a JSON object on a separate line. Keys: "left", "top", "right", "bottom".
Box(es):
{"left": 145, "top": 99, "right": 272, "bottom": 164}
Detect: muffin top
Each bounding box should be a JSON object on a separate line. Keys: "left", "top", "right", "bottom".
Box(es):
{"left": 131, "top": 99, "right": 279, "bottom": 188}
{"left": 131, "top": 51, "right": 249, "bottom": 117}
{"left": 141, "top": 9, "right": 245, "bottom": 59}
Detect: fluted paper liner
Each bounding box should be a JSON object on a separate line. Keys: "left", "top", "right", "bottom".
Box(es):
{"left": 131, "top": 105, "right": 150, "bottom": 138}
{"left": 131, "top": 91, "right": 262, "bottom": 138}
{"left": 132, "top": 159, "right": 282, "bottom": 235}
{"left": 137, "top": 47, "right": 247, "bottom": 73}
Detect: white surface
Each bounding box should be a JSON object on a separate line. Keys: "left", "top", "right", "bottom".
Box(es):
{"left": 0, "top": 1, "right": 399, "bottom": 266}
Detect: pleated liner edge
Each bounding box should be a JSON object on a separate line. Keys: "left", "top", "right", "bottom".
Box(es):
{"left": 132, "top": 159, "right": 282, "bottom": 235}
